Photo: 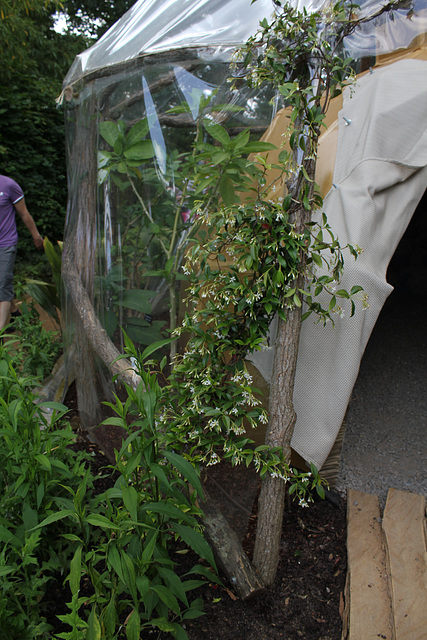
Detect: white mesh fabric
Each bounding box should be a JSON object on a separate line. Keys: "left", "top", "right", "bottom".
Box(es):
{"left": 291, "top": 59, "right": 427, "bottom": 468}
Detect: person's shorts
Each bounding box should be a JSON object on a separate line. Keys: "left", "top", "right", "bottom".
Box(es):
{"left": 0, "top": 244, "right": 17, "bottom": 301}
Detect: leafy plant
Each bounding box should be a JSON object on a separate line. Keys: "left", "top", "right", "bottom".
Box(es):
{"left": 0, "top": 345, "right": 93, "bottom": 638}
{"left": 0, "top": 336, "right": 219, "bottom": 639}
{"left": 3, "top": 299, "right": 62, "bottom": 381}
{"left": 45, "top": 335, "right": 220, "bottom": 640}
{"left": 25, "top": 237, "right": 63, "bottom": 329}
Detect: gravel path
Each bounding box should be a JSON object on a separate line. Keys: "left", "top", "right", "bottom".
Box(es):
{"left": 335, "top": 206, "right": 427, "bottom": 508}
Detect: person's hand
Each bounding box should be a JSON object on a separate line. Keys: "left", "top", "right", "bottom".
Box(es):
{"left": 33, "top": 234, "right": 44, "bottom": 250}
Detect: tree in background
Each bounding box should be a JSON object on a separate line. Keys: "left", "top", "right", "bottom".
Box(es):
{"left": 0, "top": 0, "right": 87, "bottom": 271}
{"left": 0, "top": 0, "right": 132, "bottom": 273}
{"left": 59, "top": 0, "right": 135, "bottom": 37}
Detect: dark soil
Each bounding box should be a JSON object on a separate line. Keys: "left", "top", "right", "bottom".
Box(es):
{"left": 61, "top": 383, "right": 347, "bottom": 640}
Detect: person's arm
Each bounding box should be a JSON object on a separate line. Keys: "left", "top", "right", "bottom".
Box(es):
{"left": 14, "top": 198, "right": 43, "bottom": 249}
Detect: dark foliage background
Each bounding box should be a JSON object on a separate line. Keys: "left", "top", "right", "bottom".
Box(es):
{"left": 0, "top": 0, "right": 132, "bottom": 271}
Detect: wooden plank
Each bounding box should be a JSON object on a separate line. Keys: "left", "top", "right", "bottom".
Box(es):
{"left": 345, "top": 489, "right": 393, "bottom": 640}
{"left": 382, "top": 488, "right": 427, "bottom": 640}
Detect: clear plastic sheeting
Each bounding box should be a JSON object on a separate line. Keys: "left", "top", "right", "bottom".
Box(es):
{"left": 64, "top": 0, "right": 427, "bottom": 87}
{"left": 344, "top": 0, "right": 427, "bottom": 59}
{"left": 64, "top": 0, "right": 278, "bottom": 85}
{"left": 62, "top": 50, "right": 276, "bottom": 426}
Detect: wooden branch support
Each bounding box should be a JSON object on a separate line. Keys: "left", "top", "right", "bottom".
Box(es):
{"left": 201, "top": 487, "right": 265, "bottom": 601}
{"left": 62, "top": 243, "right": 141, "bottom": 393}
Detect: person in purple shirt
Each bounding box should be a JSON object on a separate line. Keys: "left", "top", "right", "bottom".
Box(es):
{"left": 0, "top": 175, "right": 43, "bottom": 331}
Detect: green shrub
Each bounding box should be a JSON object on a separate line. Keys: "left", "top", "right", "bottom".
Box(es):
{"left": 3, "top": 300, "right": 62, "bottom": 381}
{"left": 53, "top": 338, "right": 218, "bottom": 640}
{"left": 0, "top": 347, "right": 93, "bottom": 639}
{"left": 0, "top": 340, "right": 218, "bottom": 640}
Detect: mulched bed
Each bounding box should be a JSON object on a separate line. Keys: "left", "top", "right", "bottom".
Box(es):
{"left": 183, "top": 489, "right": 346, "bottom": 640}
{"left": 60, "top": 383, "right": 347, "bottom": 640}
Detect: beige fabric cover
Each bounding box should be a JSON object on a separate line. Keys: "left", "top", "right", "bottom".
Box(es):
{"left": 253, "top": 58, "right": 427, "bottom": 469}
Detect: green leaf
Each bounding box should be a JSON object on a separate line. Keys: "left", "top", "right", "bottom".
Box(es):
{"left": 38, "top": 400, "right": 68, "bottom": 413}
{"left": 140, "top": 338, "right": 172, "bottom": 361}
{"left": 23, "top": 502, "right": 38, "bottom": 531}
{"left": 166, "top": 103, "right": 192, "bottom": 115}
{"left": 102, "top": 416, "right": 126, "bottom": 428}
{"left": 86, "top": 514, "right": 120, "bottom": 529}
{"left": 311, "top": 253, "right": 323, "bottom": 268}
{"left": 202, "top": 120, "right": 230, "bottom": 146}
{"left": 43, "top": 237, "right": 62, "bottom": 290}
{"left": 108, "top": 545, "right": 125, "bottom": 583}
{"left": 69, "top": 544, "right": 83, "bottom": 596}
{"left": 140, "top": 531, "right": 158, "bottom": 565}
{"left": 61, "top": 534, "right": 82, "bottom": 542}
{"left": 182, "top": 607, "right": 204, "bottom": 620}
{"left": 219, "top": 175, "right": 235, "bottom": 206}
{"left": 136, "top": 575, "right": 150, "bottom": 599}
{"left": 158, "top": 567, "right": 188, "bottom": 606}
{"left": 171, "top": 523, "right": 216, "bottom": 569}
{"left": 149, "top": 463, "right": 171, "bottom": 490}
{"left": 122, "top": 485, "right": 138, "bottom": 522}
{"left": 335, "top": 289, "right": 350, "bottom": 298}
{"left": 316, "top": 484, "right": 325, "bottom": 499}
{"left": 142, "top": 388, "right": 157, "bottom": 424}
{"left": 126, "top": 609, "right": 141, "bottom": 640}
{"left": 124, "top": 140, "right": 155, "bottom": 161}
{"left": 150, "top": 618, "right": 176, "bottom": 633}
{"left": 125, "top": 319, "right": 166, "bottom": 346}
{"left": 87, "top": 607, "right": 101, "bottom": 640}
{"left": 171, "top": 623, "right": 191, "bottom": 639}
{"left": 151, "top": 585, "right": 181, "bottom": 615}
{"left": 278, "top": 149, "right": 290, "bottom": 164}
{"left": 350, "top": 285, "right": 364, "bottom": 295}
{"left": 103, "top": 594, "right": 118, "bottom": 637}
{"left": 116, "top": 289, "right": 154, "bottom": 313}
{"left": 211, "top": 150, "right": 229, "bottom": 165}
{"left": 114, "top": 138, "right": 123, "bottom": 156}
{"left": 163, "top": 450, "right": 204, "bottom": 498}
{"left": 36, "top": 483, "right": 44, "bottom": 509}
{"left": 121, "top": 551, "right": 138, "bottom": 602}
{"left": 194, "top": 174, "right": 217, "bottom": 195}
{"left": 187, "top": 564, "right": 222, "bottom": 585}
{"left": 140, "top": 501, "right": 195, "bottom": 524}
{"left": 99, "top": 121, "right": 121, "bottom": 147}
{"left": 24, "top": 280, "right": 60, "bottom": 324}
{"left": 243, "top": 141, "right": 277, "bottom": 154}
{"left": 32, "top": 510, "right": 75, "bottom": 530}
{"left": 125, "top": 118, "right": 150, "bottom": 146}
{"left": 0, "top": 525, "right": 15, "bottom": 544}
{"left": 50, "top": 459, "right": 71, "bottom": 474}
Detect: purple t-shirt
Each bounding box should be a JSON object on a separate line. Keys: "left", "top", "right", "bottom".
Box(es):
{"left": 0, "top": 175, "right": 23, "bottom": 248}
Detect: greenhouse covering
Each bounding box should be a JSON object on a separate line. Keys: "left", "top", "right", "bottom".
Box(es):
{"left": 62, "top": 0, "right": 427, "bottom": 470}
